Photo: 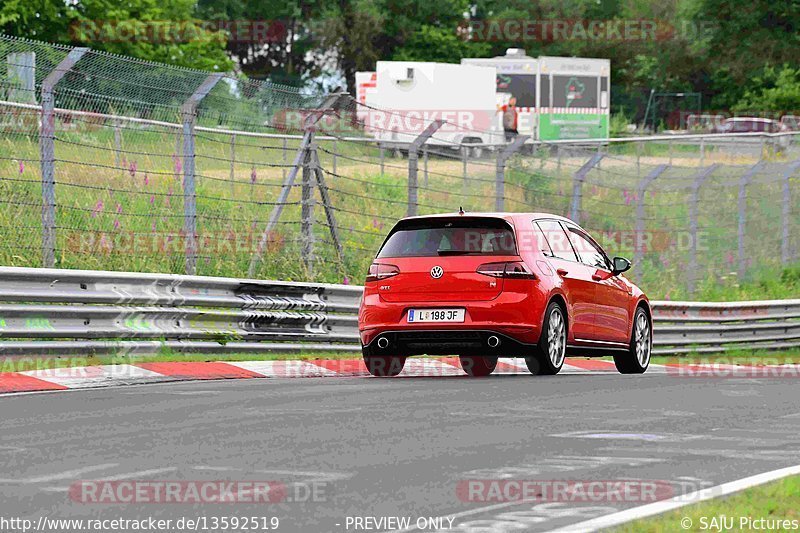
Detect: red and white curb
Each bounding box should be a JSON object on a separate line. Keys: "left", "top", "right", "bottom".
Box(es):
{"left": 1, "top": 358, "right": 797, "bottom": 395}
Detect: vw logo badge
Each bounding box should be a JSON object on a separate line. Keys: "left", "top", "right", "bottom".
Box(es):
{"left": 430, "top": 266, "right": 444, "bottom": 279}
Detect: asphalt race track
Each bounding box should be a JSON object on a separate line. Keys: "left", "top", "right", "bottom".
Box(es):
{"left": 1, "top": 372, "right": 799, "bottom": 532}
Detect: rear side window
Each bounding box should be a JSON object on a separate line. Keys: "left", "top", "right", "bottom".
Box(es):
{"left": 566, "top": 227, "right": 610, "bottom": 269}
{"left": 535, "top": 220, "right": 578, "bottom": 261}
{"left": 378, "top": 218, "right": 517, "bottom": 258}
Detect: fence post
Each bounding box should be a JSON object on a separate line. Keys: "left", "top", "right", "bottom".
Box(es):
{"left": 407, "top": 120, "right": 443, "bottom": 216}
{"left": 309, "top": 149, "right": 345, "bottom": 270}
{"left": 282, "top": 138, "right": 288, "bottom": 182}
{"left": 114, "top": 119, "right": 122, "bottom": 169}
{"left": 636, "top": 141, "right": 642, "bottom": 178}
{"left": 688, "top": 164, "right": 719, "bottom": 295}
{"left": 423, "top": 145, "right": 429, "bottom": 187}
{"left": 737, "top": 161, "right": 764, "bottom": 279}
{"left": 569, "top": 152, "right": 604, "bottom": 224}
{"left": 332, "top": 139, "right": 338, "bottom": 176}
{"left": 495, "top": 135, "right": 528, "bottom": 211}
{"left": 699, "top": 137, "right": 705, "bottom": 167}
{"left": 39, "top": 47, "right": 88, "bottom": 268}
{"left": 780, "top": 159, "right": 800, "bottom": 265}
{"left": 301, "top": 143, "right": 315, "bottom": 275}
{"left": 229, "top": 133, "right": 236, "bottom": 196}
{"left": 180, "top": 74, "right": 222, "bottom": 275}
{"left": 462, "top": 145, "right": 468, "bottom": 191}
{"left": 668, "top": 138, "right": 673, "bottom": 165}
{"left": 249, "top": 130, "right": 313, "bottom": 276}
{"left": 596, "top": 141, "right": 603, "bottom": 170}
{"left": 633, "top": 164, "right": 669, "bottom": 274}
{"left": 556, "top": 144, "right": 562, "bottom": 173}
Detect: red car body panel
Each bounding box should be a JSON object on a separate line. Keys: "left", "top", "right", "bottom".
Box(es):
{"left": 358, "top": 212, "right": 650, "bottom": 357}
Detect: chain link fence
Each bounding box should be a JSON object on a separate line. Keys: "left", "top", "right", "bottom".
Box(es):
{"left": 1, "top": 34, "right": 799, "bottom": 299}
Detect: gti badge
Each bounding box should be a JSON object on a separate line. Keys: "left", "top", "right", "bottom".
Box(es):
{"left": 430, "top": 265, "right": 444, "bottom": 279}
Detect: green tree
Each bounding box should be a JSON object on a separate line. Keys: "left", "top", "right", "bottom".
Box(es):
{"left": 392, "top": 25, "right": 491, "bottom": 63}
{"left": 198, "top": 0, "right": 323, "bottom": 85}
{"left": 0, "top": 0, "right": 71, "bottom": 40}
{"left": 688, "top": 0, "right": 800, "bottom": 108}
{"left": 2, "top": 0, "right": 232, "bottom": 71}
{"left": 733, "top": 65, "right": 800, "bottom": 113}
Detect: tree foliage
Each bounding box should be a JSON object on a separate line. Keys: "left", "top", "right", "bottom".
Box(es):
{"left": 2, "top": 0, "right": 799, "bottom": 116}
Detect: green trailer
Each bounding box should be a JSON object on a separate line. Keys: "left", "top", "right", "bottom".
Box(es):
{"left": 537, "top": 56, "right": 610, "bottom": 141}
{"left": 462, "top": 51, "right": 610, "bottom": 141}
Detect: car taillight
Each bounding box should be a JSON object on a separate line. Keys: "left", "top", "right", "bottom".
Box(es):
{"left": 477, "top": 261, "right": 536, "bottom": 280}
{"left": 366, "top": 262, "right": 400, "bottom": 282}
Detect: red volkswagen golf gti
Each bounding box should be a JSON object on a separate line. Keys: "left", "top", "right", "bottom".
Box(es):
{"left": 358, "top": 212, "right": 652, "bottom": 377}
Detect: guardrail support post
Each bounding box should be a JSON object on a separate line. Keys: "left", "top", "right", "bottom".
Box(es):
{"left": 496, "top": 136, "right": 528, "bottom": 211}
{"left": 407, "top": 120, "right": 442, "bottom": 216}
{"left": 569, "top": 152, "right": 604, "bottom": 224}
{"left": 688, "top": 164, "right": 719, "bottom": 295}
{"left": 181, "top": 74, "right": 222, "bottom": 275}
{"left": 781, "top": 159, "right": 800, "bottom": 265}
{"left": 633, "top": 164, "right": 669, "bottom": 275}
{"left": 737, "top": 161, "right": 764, "bottom": 280}
{"left": 39, "top": 47, "right": 88, "bottom": 268}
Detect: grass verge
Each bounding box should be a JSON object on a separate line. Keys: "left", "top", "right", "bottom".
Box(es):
{"left": 613, "top": 475, "right": 800, "bottom": 532}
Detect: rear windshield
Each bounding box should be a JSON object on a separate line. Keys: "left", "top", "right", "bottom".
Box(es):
{"left": 377, "top": 218, "right": 517, "bottom": 258}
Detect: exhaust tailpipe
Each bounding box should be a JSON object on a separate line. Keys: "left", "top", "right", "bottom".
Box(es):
{"left": 377, "top": 337, "right": 389, "bottom": 349}
{"left": 487, "top": 335, "right": 500, "bottom": 348}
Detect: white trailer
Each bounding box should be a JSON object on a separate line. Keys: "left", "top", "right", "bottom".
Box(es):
{"left": 361, "top": 61, "right": 503, "bottom": 148}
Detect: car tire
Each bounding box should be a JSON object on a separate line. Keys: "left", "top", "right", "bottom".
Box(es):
{"left": 459, "top": 355, "right": 498, "bottom": 377}
{"left": 363, "top": 355, "right": 406, "bottom": 377}
{"left": 613, "top": 307, "right": 651, "bottom": 374}
{"left": 525, "top": 301, "right": 566, "bottom": 375}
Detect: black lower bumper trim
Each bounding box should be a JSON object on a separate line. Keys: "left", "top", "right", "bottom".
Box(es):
{"left": 362, "top": 330, "right": 537, "bottom": 357}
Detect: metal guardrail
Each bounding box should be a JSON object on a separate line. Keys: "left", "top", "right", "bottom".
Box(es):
{"left": 0, "top": 267, "right": 797, "bottom": 357}
{"left": 651, "top": 300, "right": 800, "bottom": 355}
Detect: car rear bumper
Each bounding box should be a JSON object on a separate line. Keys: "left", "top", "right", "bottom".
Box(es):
{"left": 361, "top": 329, "right": 539, "bottom": 357}
{"left": 358, "top": 287, "right": 547, "bottom": 357}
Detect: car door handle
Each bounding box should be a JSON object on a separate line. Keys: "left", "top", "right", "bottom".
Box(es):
{"left": 556, "top": 268, "right": 568, "bottom": 277}
{"left": 592, "top": 274, "right": 603, "bottom": 281}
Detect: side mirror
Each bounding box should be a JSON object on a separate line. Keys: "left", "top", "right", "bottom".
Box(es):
{"left": 612, "top": 256, "right": 631, "bottom": 276}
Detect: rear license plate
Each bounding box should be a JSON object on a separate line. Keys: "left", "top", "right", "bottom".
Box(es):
{"left": 407, "top": 308, "right": 465, "bottom": 323}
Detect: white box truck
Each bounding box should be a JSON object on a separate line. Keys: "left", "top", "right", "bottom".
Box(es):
{"left": 358, "top": 61, "right": 504, "bottom": 150}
